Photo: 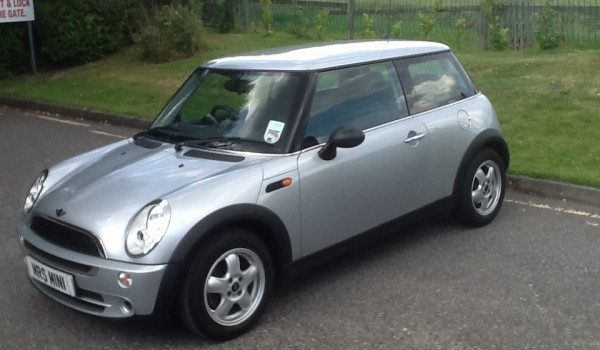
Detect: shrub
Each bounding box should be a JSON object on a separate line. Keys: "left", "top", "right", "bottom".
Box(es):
{"left": 536, "top": 1, "right": 561, "bottom": 49}
{"left": 316, "top": 10, "right": 330, "bottom": 40}
{"left": 0, "top": 24, "right": 28, "bottom": 78}
{"left": 490, "top": 25, "right": 509, "bottom": 51}
{"left": 363, "top": 13, "right": 376, "bottom": 38}
{"left": 137, "top": 25, "right": 172, "bottom": 63}
{"left": 288, "top": 5, "right": 310, "bottom": 38}
{"left": 137, "top": 2, "right": 210, "bottom": 63}
{"left": 36, "top": 0, "right": 142, "bottom": 65}
{"left": 261, "top": 0, "right": 273, "bottom": 36}
{"left": 202, "top": 0, "right": 235, "bottom": 33}
{"left": 455, "top": 18, "right": 467, "bottom": 49}
{"left": 481, "top": 0, "right": 509, "bottom": 51}
{"left": 392, "top": 20, "right": 403, "bottom": 39}
{"left": 417, "top": 0, "right": 443, "bottom": 40}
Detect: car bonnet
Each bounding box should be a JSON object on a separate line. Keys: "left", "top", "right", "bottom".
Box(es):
{"left": 32, "top": 140, "right": 263, "bottom": 247}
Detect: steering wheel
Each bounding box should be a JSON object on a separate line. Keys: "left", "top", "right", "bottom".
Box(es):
{"left": 198, "top": 114, "right": 218, "bottom": 125}
{"left": 210, "top": 105, "right": 239, "bottom": 121}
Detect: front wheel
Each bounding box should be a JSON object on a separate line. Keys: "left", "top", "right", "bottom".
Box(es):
{"left": 179, "top": 228, "right": 273, "bottom": 340}
{"left": 456, "top": 148, "right": 506, "bottom": 227}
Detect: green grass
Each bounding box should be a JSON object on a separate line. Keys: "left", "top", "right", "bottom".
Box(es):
{"left": 458, "top": 49, "right": 600, "bottom": 187}
{"left": 0, "top": 32, "right": 599, "bottom": 188}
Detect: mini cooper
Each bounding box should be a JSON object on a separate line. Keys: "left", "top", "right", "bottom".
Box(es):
{"left": 17, "top": 40, "right": 509, "bottom": 340}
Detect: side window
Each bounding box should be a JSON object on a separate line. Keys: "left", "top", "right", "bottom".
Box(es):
{"left": 397, "top": 52, "right": 476, "bottom": 114}
{"left": 305, "top": 61, "right": 408, "bottom": 143}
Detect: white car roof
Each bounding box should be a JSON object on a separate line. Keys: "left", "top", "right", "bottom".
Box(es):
{"left": 202, "top": 40, "right": 450, "bottom": 71}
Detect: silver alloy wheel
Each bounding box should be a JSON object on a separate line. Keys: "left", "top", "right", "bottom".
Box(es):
{"left": 203, "top": 248, "right": 266, "bottom": 326}
{"left": 470, "top": 160, "right": 502, "bottom": 216}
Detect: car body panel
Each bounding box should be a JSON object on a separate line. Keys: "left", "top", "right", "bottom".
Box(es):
{"left": 415, "top": 94, "right": 499, "bottom": 200}
{"left": 297, "top": 117, "right": 431, "bottom": 255}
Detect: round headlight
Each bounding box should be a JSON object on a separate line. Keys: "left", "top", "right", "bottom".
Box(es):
{"left": 24, "top": 170, "right": 48, "bottom": 214}
{"left": 126, "top": 200, "right": 171, "bottom": 256}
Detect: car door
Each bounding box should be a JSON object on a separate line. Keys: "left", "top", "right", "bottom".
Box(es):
{"left": 297, "top": 61, "right": 433, "bottom": 257}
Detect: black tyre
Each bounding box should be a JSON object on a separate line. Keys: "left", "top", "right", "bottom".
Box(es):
{"left": 179, "top": 228, "right": 273, "bottom": 340}
{"left": 456, "top": 148, "right": 506, "bottom": 227}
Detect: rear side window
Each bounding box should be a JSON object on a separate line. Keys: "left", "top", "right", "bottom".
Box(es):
{"left": 305, "top": 61, "right": 408, "bottom": 143}
{"left": 395, "top": 52, "right": 476, "bottom": 114}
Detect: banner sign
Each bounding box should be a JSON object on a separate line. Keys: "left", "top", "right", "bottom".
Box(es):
{"left": 0, "top": 0, "right": 35, "bottom": 23}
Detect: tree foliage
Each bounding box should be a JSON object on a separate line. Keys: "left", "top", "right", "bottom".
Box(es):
{"left": 36, "top": 0, "right": 142, "bottom": 64}
{"left": 0, "top": 24, "right": 28, "bottom": 78}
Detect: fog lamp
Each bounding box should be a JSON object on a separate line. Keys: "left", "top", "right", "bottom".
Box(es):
{"left": 118, "top": 272, "right": 133, "bottom": 288}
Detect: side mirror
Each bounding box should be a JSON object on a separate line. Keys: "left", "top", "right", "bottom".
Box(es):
{"left": 318, "top": 126, "right": 365, "bottom": 160}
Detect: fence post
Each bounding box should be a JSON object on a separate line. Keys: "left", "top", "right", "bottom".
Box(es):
{"left": 479, "top": 2, "right": 489, "bottom": 49}
{"left": 347, "top": 0, "right": 356, "bottom": 39}
{"left": 243, "top": 0, "right": 250, "bottom": 30}
{"left": 504, "top": 0, "right": 535, "bottom": 50}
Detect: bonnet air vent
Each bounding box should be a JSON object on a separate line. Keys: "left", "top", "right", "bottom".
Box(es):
{"left": 184, "top": 149, "right": 244, "bottom": 163}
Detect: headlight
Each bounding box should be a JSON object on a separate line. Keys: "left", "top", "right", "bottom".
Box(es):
{"left": 24, "top": 170, "right": 48, "bottom": 214}
{"left": 126, "top": 200, "right": 171, "bottom": 256}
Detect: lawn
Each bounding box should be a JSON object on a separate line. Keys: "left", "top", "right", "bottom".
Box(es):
{"left": 458, "top": 49, "right": 600, "bottom": 188}
{"left": 0, "top": 32, "right": 599, "bottom": 188}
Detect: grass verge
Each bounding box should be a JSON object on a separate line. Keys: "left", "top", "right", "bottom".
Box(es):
{"left": 458, "top": 49, "right": 600, "bottom": 188}
{"left": 0, "top": 32, "right": 599, "bottom": 188}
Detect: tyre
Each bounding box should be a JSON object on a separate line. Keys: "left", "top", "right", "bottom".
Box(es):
{"left": 456, "top": 148, "right": 506, "bottom": 227}
{"left": 179, "top": 228, "right": 273, "bottom": 340}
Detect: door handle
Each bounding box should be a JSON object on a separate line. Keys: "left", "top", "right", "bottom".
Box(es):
{"left": 403, "top": 133, "right": 426, "bottom": 143}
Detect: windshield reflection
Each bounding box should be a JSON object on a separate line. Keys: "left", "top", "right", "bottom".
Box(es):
{"left": 148, "top": 69, "right": 304, "bottom": 153}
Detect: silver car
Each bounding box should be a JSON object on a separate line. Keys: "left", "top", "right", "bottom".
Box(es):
{"left": 17, "top": 40, "right": 509, "bottom": 340}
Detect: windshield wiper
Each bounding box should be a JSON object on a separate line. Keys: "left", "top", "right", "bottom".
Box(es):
{"left": 174, "top": 137, "right": 272, "bottom": 151}
{"left": 173, "top": 137, "right": 240, "bottom": 151}
{"left": 136, "top": 126, "right": 184, "bottom": 142}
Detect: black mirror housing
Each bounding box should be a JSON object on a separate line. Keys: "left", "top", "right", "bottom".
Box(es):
{"left": 318, "top": 126, "right": 365, "bottom": 160}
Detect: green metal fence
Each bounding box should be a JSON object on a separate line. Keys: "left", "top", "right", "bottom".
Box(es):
{"left": 232, "top": 0, "right": 600, "bottom": 47}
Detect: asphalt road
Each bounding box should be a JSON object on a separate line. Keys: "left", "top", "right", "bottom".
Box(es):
{"left": 1, "top": 106, "right": 600, "bottom": 349}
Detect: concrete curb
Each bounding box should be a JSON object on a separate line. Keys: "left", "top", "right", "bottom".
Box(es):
{"left": 2, "top": 96, "right": 599, "bottom": 207}
{"left": 508, "top": 175, "right": 600, "bottom": 207}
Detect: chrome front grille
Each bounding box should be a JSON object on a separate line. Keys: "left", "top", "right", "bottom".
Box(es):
{"left": 29, "top": 215, "right": 105, "bottom": 258}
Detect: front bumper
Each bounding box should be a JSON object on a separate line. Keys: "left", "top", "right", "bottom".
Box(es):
{"left": 17, "top": 219, "right": 168, "bottom": 318}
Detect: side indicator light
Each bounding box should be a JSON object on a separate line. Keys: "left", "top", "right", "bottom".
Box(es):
{"left": 266, "top": 178, "right": 293, "bottom": 193}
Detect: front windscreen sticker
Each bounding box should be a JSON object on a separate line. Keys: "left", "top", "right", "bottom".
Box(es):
{"left": 264, "top": 120, "right": 285, "bottom": 144}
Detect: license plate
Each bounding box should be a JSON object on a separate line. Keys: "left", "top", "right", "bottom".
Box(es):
{"left": 25, "top": 256, "right": 76, "bottom": 297}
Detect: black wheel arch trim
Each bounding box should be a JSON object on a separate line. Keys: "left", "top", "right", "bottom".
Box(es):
{"left": 155, "top": 205, "right": 292, "bottom": 313}
{"left": 452, "top": 129, "right": 510, "bottom": 199}
{"left": 168, "top": 204, "right": 293, "bottom": 273}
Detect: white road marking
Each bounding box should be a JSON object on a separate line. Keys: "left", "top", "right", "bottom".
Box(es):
{"left": 34, "top": 114, "right": 90, "bottom": 127}
{"left": 32, "top": 113, "right": 128, "bottom": 139}
{"left": 90, "top": 130, "right": 127, "bottom": 139}
{"left": 506, "top": 198, "right": 600, "bottom": 227}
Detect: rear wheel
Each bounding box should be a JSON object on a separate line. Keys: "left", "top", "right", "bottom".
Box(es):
{"left": 179, "top": 228, "right": 273, "bottom": 340}
{"left": 456, "top": 148, "right": 506, "bottom": 227}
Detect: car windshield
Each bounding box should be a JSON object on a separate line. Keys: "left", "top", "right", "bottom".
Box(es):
{"left": 148, "top": 68, "right": 304, "bottom": 153}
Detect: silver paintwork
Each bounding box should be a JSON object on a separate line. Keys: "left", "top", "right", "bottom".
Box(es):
{"left": 16, "top": 40, "right": 506, "bottom": 318}
{"left": 204, "top": 40, "right": 449, "bottom": 71}
{"left": 18, "top": 220, "right": 167, "bottom": 317}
